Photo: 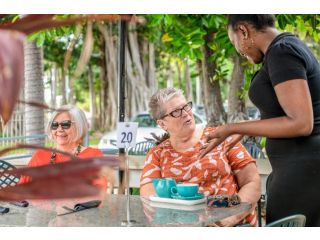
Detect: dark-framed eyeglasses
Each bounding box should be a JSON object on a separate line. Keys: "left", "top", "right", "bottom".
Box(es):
{"left": 50, "top": 120, "right": 74, "bottom": 130}
{"left": 161, "top": 101, "right": 193, "bottom": 119}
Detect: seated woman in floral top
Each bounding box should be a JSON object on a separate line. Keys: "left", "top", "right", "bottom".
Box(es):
{"left": 140, "top": 87, "right": 261, "bottom": 227}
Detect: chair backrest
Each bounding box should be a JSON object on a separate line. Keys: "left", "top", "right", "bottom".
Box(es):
{"left": 100, "top": 148, "right": 119, "bottom": 155}
{"left": 243, "top": 142, "right": 266, "bottom": 159}
{"left": 128, "top": 141, "right": 155, "bottom": 155}
{"left": 0, "top": 160, "right": 20, "bottom": 189}
{"left": 265, "top": 214, "right": 306, "bottom": 227}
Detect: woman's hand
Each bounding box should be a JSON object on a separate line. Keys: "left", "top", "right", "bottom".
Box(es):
{"left": 207, "top": 215, "right": 243, "bottom": 227}
{"left": 215, "top": 215, "right": 243, "bottom": 227}
{"left": 224, "top": 134, "right": 243, "bottom": 153}
{"left": 199, "top": 125, "right": 240, "bottom": 159}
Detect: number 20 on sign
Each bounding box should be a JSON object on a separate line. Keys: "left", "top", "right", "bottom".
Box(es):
{"left": 117, "top": 122, "right": 138, "bottom": 148}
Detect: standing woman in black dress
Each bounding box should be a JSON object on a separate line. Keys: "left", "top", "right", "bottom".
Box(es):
{"left": 199, "top": 14, "right": 320, "bottom": 226}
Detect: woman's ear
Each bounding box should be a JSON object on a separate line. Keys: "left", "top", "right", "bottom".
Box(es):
{"left": 238, "top": 24, "right": 249, "bottom": 39}
{"left": 157, "top": 119, "right": 167, "bottom": 131}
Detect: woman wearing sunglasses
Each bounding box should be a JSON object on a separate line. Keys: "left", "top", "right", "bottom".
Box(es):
{"left": 140, "top": 88, "right": 261, "bottom": 226}
{"left": 19, "top": 105, "right": 108, "bottom": 190}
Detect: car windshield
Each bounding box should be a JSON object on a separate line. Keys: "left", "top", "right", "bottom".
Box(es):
{"left": 132, "top": 114, "right": 158, "bottom": 127}
{"left": 132, "top": 113, "right": 203, "bottom": 127}
{"left": 247, "top": 107, "right": 260, "bottom": 119}
{"left": 193, "top": 114, "right": 202, "bottom": 124}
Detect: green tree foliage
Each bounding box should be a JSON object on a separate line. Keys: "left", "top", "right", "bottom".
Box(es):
{"left": 276, "top": 14, "right": 320, "bottom": 40}
{"left": 29, "top": 22, "right": 96, "bottom": 108}
{"left": 144, "top": 15, "right": 235, "bottom": 102}
{"left": 36, "top": 14, "right": 320, "bottom": 125}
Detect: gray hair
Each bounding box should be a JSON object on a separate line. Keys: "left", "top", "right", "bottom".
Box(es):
{"left": 149, "top": 87, "right": 185, "bottom": 120}
{"left": 46, "top": 105, "right": 88, "bottom": 143}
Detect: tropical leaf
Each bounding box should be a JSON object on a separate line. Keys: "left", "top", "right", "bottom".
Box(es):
{"left": 0, "top": 144, "right": 121, "bottom": 201}
{"left": 0, "top": 30, "right": 25, "bottom": 124}
{"left": 0, "top": 14, "right": 142, "bottom": 35}
{"left": 0, "top": 156, "right": 120, "bottom": 201}
{"left": 162, "top": 33, "right": 173, "bottom": 42}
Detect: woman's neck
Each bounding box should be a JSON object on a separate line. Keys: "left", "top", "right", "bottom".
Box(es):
{"left": 257, "top": 28, "right": 280, "bottom": 54}
{"left": 170, "top": 128, "right": 203, "bottom": 151}
{"left": 56, "top": 143, "right": 79, "bottom": 153}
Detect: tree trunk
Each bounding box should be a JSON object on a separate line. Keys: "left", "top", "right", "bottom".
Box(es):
{"left": 184, "top": 59, "right": 193, "bottom": 102}
{"left": 69, "top": 22, "right": 93, "bottom": 104}
{"left": 142, "top": 40, "right": 157, "bottom": 93}
{"left": 195, "top": 76, "right": 201, "bottom": 105}
{"left": 60, "top": 68, "right": 67, "bottom": 105}
{"left": 200, "top": 31, "right": 226, "bottom": 126}
{"left": 126, "top": 22, "right": 152, "bottom": 118}
{"left": 196, "top": 60, "right": 205, "bottom": 107}
{"left": 147, "top": 42, "right": 157, "bottom": 92}
{"left": 97, "top": 22, "right": 155, "bottom": 129}
{"left": 88, "top": 65, "right": 97, "bottom": 130}
{"left": 99, "top": 54, "right": 107, "bottom": 130}
{"left": 24, "top": 41, "right": 45, "bottom": 147}
{"left": 98, "top": 35, "right": 109, "bottom": 130}
{"left": 227, "top": 55, "right": 247, "bottom": 123}
{"left": 50, "top": 63, "right": 57, "bottom": 108}
{"left": 166, "top": 59, "right": 173, "bottom": 88}
{"left": 127, "top": 23, "right": 146, "bottom": 86}
{"left": 126, "top": 43, "right": 138, "bottom": 118}
{"left": 141, "top": 38, "right": 149, "bottom": 80}
{"left": 98, "top": 22, "right": 118, "bottom": 131}
{"left": 176, "top": 60, "right": 182, "bottom": 89}
{"left": 63, "top": 24, "right": 82, "bottom": 106}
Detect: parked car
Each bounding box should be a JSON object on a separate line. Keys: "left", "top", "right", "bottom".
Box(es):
{"left": 98, "top": 111, "right": 207, "bottom": 153}
{"left": 247, "top": 106, "right": 261, "bottom": 120}
{"left": 193, "top": 104, "right": 206, "bottom": 121}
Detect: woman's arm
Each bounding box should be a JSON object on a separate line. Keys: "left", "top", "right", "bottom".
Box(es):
{"left": 140, "top": 183, "right": 156, "bottom": 197}
{"left": 232, "top": 163, "right": 261, "bottom": 224}
{"left": 214, "top": 163, "right": 261, "bottom": 226}
{"left": 139, "top": 148, "right": 162, "bottom": 197}
{"left": 18, "top": 150, "right": 42, "bottom": 184}
{"left": 236, "top": 163, "right": 261, "bottom": 206}
{"left": 200, "top": 79, "right": 313, "bottom": 158}
{"left": 231, "top": 79, "right": 313, "bottom": 137}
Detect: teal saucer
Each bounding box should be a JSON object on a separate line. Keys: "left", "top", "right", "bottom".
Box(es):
{"left": 171, "top": 192, "right": 204, "bottom": 200}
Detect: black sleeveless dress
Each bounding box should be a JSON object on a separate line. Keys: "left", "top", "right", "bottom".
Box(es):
{"left": 249, "top": 33, "right": 320, "bottom": 226}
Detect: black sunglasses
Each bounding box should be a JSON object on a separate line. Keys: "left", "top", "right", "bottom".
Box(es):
{"left": 50, "top": 120, "right": 74, "bottom": 130}
{"left": 161, "top": 101, "right": 193, "bottom": 119}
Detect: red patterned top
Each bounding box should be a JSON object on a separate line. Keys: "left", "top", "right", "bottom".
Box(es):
{"left": 140, "top": 127, "right": 258, "bottom": 226}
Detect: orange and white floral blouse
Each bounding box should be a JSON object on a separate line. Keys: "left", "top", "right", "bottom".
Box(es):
{"left": 140, "top": 127, "right": 258, "bottom": 226}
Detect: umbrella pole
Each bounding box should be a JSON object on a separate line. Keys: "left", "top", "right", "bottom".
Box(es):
{"left": 118, "top": 19, "right": 127, "bottom": 195}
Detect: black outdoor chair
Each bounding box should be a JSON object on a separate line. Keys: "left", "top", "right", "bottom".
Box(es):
{"left": 0, "top": 160, "right": 20, "bottom": 189}
{"left": 126, "top": 141, "right": 156, "bottom": 195}
{"left": 243, "top": 141, "right": 266, "bottom": 159}
{"left": 265, "top": 214, "right": 306, "bottom": 227}
{"left": 234, "top": 194, "right": 266, "bottom": 227}
{"left": 257, "top": 194, "right": 267, "bottom": 227}
{"left": 128, "top": 141, "right": 156, "bottom": 156}
{"left": 243, "top": 141, "right": 267, "bottom": 226}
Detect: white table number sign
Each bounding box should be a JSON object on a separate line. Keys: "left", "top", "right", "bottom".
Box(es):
{"left": 117, "top": 122, "right": 139, "bottom": 148}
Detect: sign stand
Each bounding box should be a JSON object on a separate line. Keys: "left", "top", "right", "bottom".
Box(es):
{"left": 121, "top": 142, "right": 137, "bottom": 226}
{"left": 117, "top": 122, "right": 138, "bottom": 227}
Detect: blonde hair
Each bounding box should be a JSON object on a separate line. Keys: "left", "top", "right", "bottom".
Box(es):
{"left": 46, "top": 105, "right": 88, "bottom": 144}
{"left": 149, "top": 87, "right": 185, "bottom": 120}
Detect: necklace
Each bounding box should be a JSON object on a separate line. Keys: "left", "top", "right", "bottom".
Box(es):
{"left": 50, "top": 144, "right": 81, "bottom": 164}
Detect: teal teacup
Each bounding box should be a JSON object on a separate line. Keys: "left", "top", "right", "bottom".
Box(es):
{"left": 171, "top": 183, "right": 199, "bottom": 198}
{"left": 152, "top": 178, "right": 177, "bottom": 198}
